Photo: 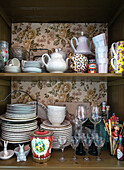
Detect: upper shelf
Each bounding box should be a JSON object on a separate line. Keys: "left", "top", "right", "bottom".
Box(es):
{"left": 0, "top": 0, "right": 123, "bottom": 23}
{"left": 0, "top": 73, "right": 123, "bottom": 82}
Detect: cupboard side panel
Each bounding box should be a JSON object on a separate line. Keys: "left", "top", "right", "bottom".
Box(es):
{"left": 108, "top": 9, "right": 124, "bottom": 46}
{"left": 108, "top": 82, "right": 124, "bottom": 121}
{"left": 0, "top": 80, "right": 11, "bottom": 114}
{"left": 0, "top": 16, "right": 11, "bottom": 43}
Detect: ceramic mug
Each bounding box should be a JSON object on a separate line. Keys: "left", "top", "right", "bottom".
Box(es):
{"left": 92, "top": 33, "right": 106, "bottom": 48}
{"left": 111, "top": 41, "right": 124, "bottom": 73}
{"left": 8, "top": 58, "right": 20, "bottom": 67}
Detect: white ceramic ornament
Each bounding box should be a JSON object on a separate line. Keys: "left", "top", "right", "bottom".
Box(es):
{"left": 17, "top": 144, "right": 26, "bottom": 162}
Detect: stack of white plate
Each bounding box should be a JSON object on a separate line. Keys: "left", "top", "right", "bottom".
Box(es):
{"left": 1, "top": 120, "right": 38, "bottom": 143}
{"left": 23, "top": 61, "right": 42, "bottom": 73}
{"left": 5, "top": 104, "right": 36, "bottom": 120}
{"left": 0, "top": 104, "right": 38, "bottom": 143}
{"left": 40, "top": 120, "right": 72, "bottom": 149}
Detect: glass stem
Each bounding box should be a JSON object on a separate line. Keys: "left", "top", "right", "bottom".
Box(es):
{"left": 97, "top": 147, "right": 101, "bottom": 159}
{"left": 73, "top": 148, "right": 76, "bottom": 158}
{"left": 94, "top": 124, "right": 96, "bottom": 132}
{"left": 85, "top": 148, "right": 88, "bottom": 158}
{"left": 61, "top": 147, "right": 64, "bottom": 158}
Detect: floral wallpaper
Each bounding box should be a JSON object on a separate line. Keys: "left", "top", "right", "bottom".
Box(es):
{"left": 11, "top": 23, "right": 108, "bottom": 56}
{"left": 11, "top": 23, "right": 108, "bottom": 107}
{"left": 11, "top": 80, "right": 107, "bottom": 107}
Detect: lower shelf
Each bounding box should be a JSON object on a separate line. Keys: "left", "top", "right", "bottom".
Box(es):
{"left": 0, "top": 146, "right": 124, "bottom": 170}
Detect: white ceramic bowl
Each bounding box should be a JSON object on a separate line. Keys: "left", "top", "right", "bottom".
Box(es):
{"left": 47, "top": 105, "right": 66, "bottom": 125}
{"left": 5, "top": 66, "right": 21, "bottom": 73}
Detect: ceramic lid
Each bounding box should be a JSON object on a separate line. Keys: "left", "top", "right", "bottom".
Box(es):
{"left": 31, "top": 129, "right": 53, "bottom": 137}
{"left": 78, "top": 32, "right": 88, "bottom": 41}
{"left": 51, "top": 49, "right": 63, "bottom": 58}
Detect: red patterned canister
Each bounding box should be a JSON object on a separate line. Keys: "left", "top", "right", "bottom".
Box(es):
{"left": 30, "top": 129, "right": 53, "bottom": 163}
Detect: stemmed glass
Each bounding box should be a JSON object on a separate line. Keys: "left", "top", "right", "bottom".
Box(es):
{"left": 94, "top": 135, "right": 105, "bottom": 161}
{"left": 70, "top": 136, "right": 80, "bottom": 161}
{"left": 89, "top": 106, "right": 101, "bottom": 132}
{"left": 75, "top": 105, "right": 88, "bottom": 126}
{"left": 57, "top": 136, "right": 67, "bottom": 162}
{"left": 81, "top": 133, "right": 92, "bottom": 161}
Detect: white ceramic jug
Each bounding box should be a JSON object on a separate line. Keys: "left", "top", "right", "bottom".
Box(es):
{"left": 42, "top": 49, "right": 69, "bottom": 73}
{"left": 70, "top": 32, "right": 92, "bottom": 55}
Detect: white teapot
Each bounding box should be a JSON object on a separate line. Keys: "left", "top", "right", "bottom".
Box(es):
{"left": 71, "top": 32, "right": 92, "bottom": 55}
{"left": 42, "top": 49, "right": 69, "bottom": 73}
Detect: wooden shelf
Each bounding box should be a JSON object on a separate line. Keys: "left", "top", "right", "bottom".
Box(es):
{"left": 0, "top": 146, "right": 124, "bottom": 170}
{"left": 0, "top": 73, "right": 123, "bottom": 81}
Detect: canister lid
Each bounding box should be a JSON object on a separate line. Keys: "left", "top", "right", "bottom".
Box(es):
{"left": 31, "top": 129, "right": 53, "bottom": 137}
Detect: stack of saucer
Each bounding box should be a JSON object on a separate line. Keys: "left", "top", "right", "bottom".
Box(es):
{"left": 40, "top": 120, "right": 72, "bottom": 149}
{"left": 5, "top": 104, "right": 36, "bottom": 120}
{"left": 23, "top": 61, "right": 42, "bottom": 73}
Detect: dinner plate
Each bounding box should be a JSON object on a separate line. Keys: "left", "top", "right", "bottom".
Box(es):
{"left": 28, "top": 101, "right": 47, "bottom": 120}
{"left": 5, "top": 112, "right": 36, "bottom": 119}
{"left": 0, "top": 114, "right": 38, "bottom": 122}
{"left": 42, "top": 120, "right": 70, "bottom": 127}
{"left": 40, "top": 123, "right": 72, "bottom": 131}
{"left": 7, "top": 104, "right": 36, "bottom": 110}
{"left": 1, "top": 138, "right": 30, "bottom": 144}
{"left": 6, "top": 108, "right": 36, "bottom": 114}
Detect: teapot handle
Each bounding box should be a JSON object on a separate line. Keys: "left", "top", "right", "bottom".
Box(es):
{"left": 42, "top": 54, "right": 51, "bottom": 68}
{"left": 71, "top": 37, "right": 78, "bottom": 54}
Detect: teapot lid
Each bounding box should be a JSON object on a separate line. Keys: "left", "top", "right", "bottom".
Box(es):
{"left": 51, "top": 49, "right": 63, "bottom": 58}
{"left": 78, "top": 32, "right": 88, "bottom": 41}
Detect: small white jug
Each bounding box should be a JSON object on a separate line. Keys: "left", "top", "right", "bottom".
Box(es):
{"left": 71, "top": 32, "right": 92, "bottom": 55}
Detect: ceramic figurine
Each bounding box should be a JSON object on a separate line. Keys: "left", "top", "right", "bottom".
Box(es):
{"left": 3, "top": 141, "right": 9, "bottom": 157}
{"left": 17, "top": 144, "right": 26, "bottom": 162}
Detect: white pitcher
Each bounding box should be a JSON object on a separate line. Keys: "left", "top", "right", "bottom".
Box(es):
{"left": 70, "top": 32, "right": 92, "bottom": 55}
{"left": 42, "top": 49, "right": 69, "bottom": 73}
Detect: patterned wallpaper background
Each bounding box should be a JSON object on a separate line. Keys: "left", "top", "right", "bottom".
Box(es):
{"left": 11, "top": 23, "right": 108, "bottom": 107}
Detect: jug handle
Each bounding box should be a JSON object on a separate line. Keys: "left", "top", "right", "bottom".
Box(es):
{"left": 42, "top": 54, "right": 51, "bottom": 68}
{"left": 71, "top": 37, "right": 78, "bottom": 54}
{"left": 111, "top": 43, "right": 117, "bottom": 57}
{"left": 111, "top": 58, "right": 118, "bottom": 73}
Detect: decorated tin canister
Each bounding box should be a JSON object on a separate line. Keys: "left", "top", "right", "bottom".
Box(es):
{"left": 0, "top": 41, "right": 9, "bottom": 62}
{"left": 88, "top": 59, "right": 96, "bottom": 73}
{"left": 30, "top": 129, "right": 53, "bottom": 163}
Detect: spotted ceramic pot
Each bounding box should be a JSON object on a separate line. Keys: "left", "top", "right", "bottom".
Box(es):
{"left": 69, "top": 53, "right": 88, "bottom": 72}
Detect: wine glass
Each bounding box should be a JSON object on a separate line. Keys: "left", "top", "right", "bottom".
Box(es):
{"left": 81, "top": 132, "right": 92, "bottom": 160}
{"left": 94, "top": 135, "right": 105, "bottom": 161}
{"left": 57, "top": 136, "right": 67, "bottom": 162}
{"left": 75, "top": 105, "right": 88, "bottom": 125}
{"left": 89, "top": 106, "right": 101, "bottom": 132}
{"left": 70, "top": 136, "right": 80, "bottom": 161}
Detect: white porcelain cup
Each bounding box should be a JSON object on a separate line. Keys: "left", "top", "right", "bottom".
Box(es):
{"left": 97, "top": 58, "right": 108, "bottom": 73}
{"left": 9, "top": 58, "right": 20, "bottom": 67}
{"left": 47, "top": 105, "right": 66, "bottom": 125}
{"left": 92, "top": 33, "right": 106, "bottom": 48}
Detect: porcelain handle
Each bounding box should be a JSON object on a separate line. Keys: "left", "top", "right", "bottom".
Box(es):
{"left": 111, "top": 43, "right": 117, "bottom": 57}
{"left": 111, "top": 58, "right": 118, "bottom": 73}
{"left": 71, "top": 37, "right": 78, "bottom": 54}
{"left": 42, "top": 54, "right": 51, "bottom": 68}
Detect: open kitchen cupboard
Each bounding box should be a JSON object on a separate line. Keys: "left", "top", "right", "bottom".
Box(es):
{"left": 0, "top": 0, "right": 124, "bottom": 169}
